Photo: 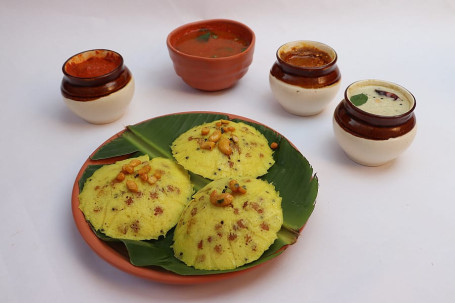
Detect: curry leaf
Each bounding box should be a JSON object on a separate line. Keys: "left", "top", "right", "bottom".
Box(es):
{"left": 196, "top": 32, "right": 211, "bottom": 42}
{"left": 350, "top": 93, "right": 368, "bottom": 106}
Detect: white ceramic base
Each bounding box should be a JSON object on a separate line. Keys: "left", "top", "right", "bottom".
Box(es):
{"left": 269, "top": 74, "right": 340, "bottom": 116}
{"left": 333, "top": 117, "right": 417, "bottom": 166}
{"left": 63, "top": 77, "right": 135, "bottom": 124}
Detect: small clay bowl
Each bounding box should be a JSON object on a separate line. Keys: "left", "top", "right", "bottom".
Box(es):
{"left": 61, "top": 49, "right": 135, "bottom": 124}
{"left": 269, "top": 40, "right": 341, "bottom": 116}
{"left": 333, "top": 79, "right": 417, "bottom": 166}
{"left": 166, "top": 19, "right": 255, "bottom": 91}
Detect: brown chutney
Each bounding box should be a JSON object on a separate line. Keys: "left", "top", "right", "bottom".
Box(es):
{"left": 280, "top": 45, "right": 332, "bottom": 67}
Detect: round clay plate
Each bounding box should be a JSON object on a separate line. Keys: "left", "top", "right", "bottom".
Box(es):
{"left": 72, "top": 112, "right": 310, "bottom": 284}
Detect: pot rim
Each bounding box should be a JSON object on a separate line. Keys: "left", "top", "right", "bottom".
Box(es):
{"left": 343, "top": 79, "right": 416, "bottom": 126}
{"left": 62, "top": 49, "right": 124, "bottom": 81}
{"left": 275, "top": 40, "right": 338, "bottom": 74}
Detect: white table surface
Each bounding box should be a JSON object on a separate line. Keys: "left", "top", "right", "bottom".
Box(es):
{"left": 2, "top": 0, "right": 454, "bottom": 302}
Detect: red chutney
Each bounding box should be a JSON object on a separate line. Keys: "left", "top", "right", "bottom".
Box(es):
{"left": 66, "top": 54, "right": 120, "bottom": 78}
{"left": 175, "top": 29, "right": 249, "bottom": 58}
{"left": 281, "top": 46, "right": 332, "bottom": 67}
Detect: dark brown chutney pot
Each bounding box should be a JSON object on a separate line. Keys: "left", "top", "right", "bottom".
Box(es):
{"left": 61, "top": 49, "right": 132, "bottom": 101}
{"left": 334, "top": 80, "right": 416, "bottom": 139}
{"left": 269, "top": 40, "right": 341, "bottom": 116}
{"left": 333, "top": 79, "right": 417, "bottom": 166}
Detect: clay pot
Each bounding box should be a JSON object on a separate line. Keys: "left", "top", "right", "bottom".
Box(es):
{"left": 333, "top": 79, "right": 417, "bottom": 166}
{"left": 269, "top": 40, "right": 341, "bottom": 116}
{"left": 167, "top": 19, "right": 255, "bottom": 91}
{"left": 61, "top": 49, "right": 134, "bottom": 124}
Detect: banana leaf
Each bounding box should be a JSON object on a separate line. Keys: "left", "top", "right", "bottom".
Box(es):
{"left": 79, "top": 112, "right": 318, "bottom": 275}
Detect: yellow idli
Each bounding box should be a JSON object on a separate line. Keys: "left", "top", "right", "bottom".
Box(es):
{"left": 79, "top": 155, "right": 192, "bottom": 240}
{"left": 171, "top": 120, "right": 275, "bottom": 180}
{"left": 173, "top": 177, "right": 283, "bottom": 270}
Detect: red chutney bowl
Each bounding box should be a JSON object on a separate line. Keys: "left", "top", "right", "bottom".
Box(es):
{"left": 61, "top": 49, "right": 135, "bottom": 124}
{"left": 167, "top": 19, "right": 255, "bottom": 91}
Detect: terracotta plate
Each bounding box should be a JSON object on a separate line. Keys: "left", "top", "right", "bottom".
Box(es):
{"left": 72, "top": 112, "right": 312, "bottom": 284}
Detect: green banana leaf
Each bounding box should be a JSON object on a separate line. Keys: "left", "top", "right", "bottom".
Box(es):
{"left": 79, "top": 112, "right": 318, "bottom": 275}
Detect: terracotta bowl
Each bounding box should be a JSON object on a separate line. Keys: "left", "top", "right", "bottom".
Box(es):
{"left": 166, "top": 19, "right": 255, "bottom": 91}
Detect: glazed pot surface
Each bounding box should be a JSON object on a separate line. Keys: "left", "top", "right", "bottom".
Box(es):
{"left": 269, "top": 40, "right": 341, "bottom": 116}
{"left": 61, "top": 49, "right": 134, "bottom": 123}
{"left": 333, "top": 79, "right": 417, "bottom": 166}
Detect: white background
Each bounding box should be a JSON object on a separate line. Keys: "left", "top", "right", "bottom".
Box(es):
{"left": 1, "top": 0, "right": 455, "bottom": 302}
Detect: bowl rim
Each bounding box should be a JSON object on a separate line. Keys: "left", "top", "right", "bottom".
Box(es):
{"left": 166, "top": 19, "right": 256, "bottom": 61}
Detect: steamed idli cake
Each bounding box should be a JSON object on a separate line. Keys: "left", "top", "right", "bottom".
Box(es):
{"left": 171, "top": 120, "right": 275, "bottom": 180}
{"left": 79, "top": 155, "right": 192, "bottom": 240}
{"left": 173, "top": 177, "right": 283, "bottom": 270}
